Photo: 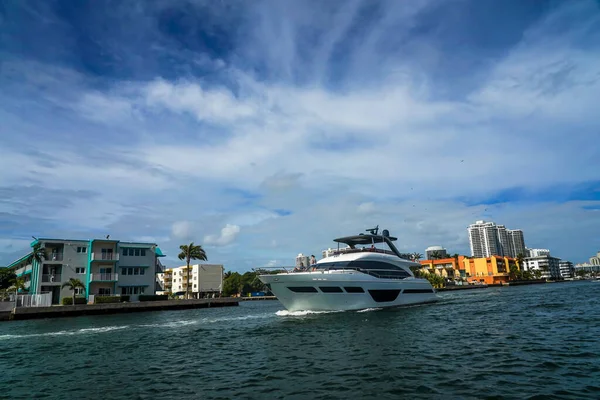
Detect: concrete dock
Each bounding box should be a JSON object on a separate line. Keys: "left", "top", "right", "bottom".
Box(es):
{"left": 4, "top": 298, "right": 239, "bottom": 321}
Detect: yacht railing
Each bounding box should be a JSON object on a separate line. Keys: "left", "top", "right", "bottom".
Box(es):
{"left": 254, "top": 266, "right": 412, "bottom": 280}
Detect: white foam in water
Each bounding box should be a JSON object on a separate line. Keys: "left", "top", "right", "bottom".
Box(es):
{"left": 356, "top": 307, "right": 382, "bottom": 313}
{"left": 275, "top": 309, "right": 343, "bottom": 316}
{"left": 0, "top": 325, "right": 129, "bottom": 341}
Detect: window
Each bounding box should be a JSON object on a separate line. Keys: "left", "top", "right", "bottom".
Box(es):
{"left": 122, "top": 268, "right": 128, "bottom": 275}
{"left": 98, "top": 288, "right": 111, "bottom": 296}
{"left": 121, "top": 286, "right": 146, "bottom": 295}
{"left": 134, "top": 249, "right": 140, "bottom": 257}
{"left": 344, "top": 286, "right": 365, "bottom": 293}
{"left": 122, "top": 248, "right": 128, "bottom": 256}
{"left": 134, "top": 267, "right": 139, "bottom": 275}
{"left": 76, "top": 247, "right": 87, "bottom": 253}
{"left": 74, "top": 287, "right": 84, "bottom": 295}
{"left": 140, "top": 268, "right": 145, "bottom": 275}
{"left": 287, "top": 287, "right": 318, "bottom": 293}
{"left": 141, "top": 249, "right": 146, "bottom": 257}
{"left": 319, "top": 286, "right": 343, "bottom": 293}
{"left": 75, "top": 267, "right": 85, "bottom": 274}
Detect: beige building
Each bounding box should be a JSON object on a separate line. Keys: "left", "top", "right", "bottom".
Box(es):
{"left": 158, "top": 264, "right": 224, "bottom": 298}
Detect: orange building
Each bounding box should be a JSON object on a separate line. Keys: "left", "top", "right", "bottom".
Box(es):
{"left": 463, "top": 256, "right": 519, "bottom": 285}
{"left": 420, "top": 255, "right": 520, "bottom": 284}
{"left": 419, "top": 256, "right": 468, "bottom": 279}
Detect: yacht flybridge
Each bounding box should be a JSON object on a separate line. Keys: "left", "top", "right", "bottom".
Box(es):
{"left": 258, "top": 227, "right": 438, "bottom": 312}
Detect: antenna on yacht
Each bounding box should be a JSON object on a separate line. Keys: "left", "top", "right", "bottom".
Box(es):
{"left": 366, "top": 225, "right": 379, "bottom": 235}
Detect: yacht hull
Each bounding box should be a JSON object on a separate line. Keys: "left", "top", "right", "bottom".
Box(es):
{"left": 259, "top": 272, "right": 438, "bottom": 312}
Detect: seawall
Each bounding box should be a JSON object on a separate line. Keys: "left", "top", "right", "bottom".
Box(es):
{"left": 6, "top": 298, "right": 239, "bottom": 321}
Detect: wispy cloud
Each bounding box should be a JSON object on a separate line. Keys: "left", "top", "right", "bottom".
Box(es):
{"left": 1, "top": 0, "right": 599, "bottom": 268}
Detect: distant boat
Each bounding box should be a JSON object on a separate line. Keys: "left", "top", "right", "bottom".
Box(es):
{"left": 258, "top": 227, "right": 438, "bottom": 312}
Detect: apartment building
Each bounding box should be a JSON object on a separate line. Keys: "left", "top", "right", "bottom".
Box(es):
{"left": 523, "top": 255, "right": 561, "bottom": 280}
{"left": 425, "top": 246, "right": 448, "bottom": 260}
{"left": 558, "top": 261, "right": 574, "bottom": 279}
{"left": 159, "top": 264, "right": 224, "bottom": 298}
{"left": 468, "top": 220, "right": 526, "bottom": 258}
{"left": 463, "top": 256, "right": 519, "bottom": 285}
{"left": 526, "top": 248, "right": 551, "bottom": 258}
{"left": 420, "top": 255, "right": 466, "bottom": 279}
{"left": 6, "top": 237, "right": 166, "bottom": 303}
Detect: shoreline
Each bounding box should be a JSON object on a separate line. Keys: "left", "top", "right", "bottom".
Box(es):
{"left": 2, "top": 298, "right": 239, "bottom": 322}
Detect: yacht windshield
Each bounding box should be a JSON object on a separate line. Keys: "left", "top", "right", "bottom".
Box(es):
{"left": 315, "top": 260, "right": 411, "bottom": 279}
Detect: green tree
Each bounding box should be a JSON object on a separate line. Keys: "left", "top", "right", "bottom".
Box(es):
{"left": 10, "top": 277, "right": 28, "bottom": 293}
{"left": 26, "top": 243, "right": 46, "bottom": 266}
{"left": 0, "top": 269, "right": 16, "bottom": 290}
{"left": 222, "top": 272, "right": 242, "bottom": 297}
{"left": 178, "top": 242, "right": 208, "bottom": 299}
{"left": 61, "top": 278, "right": 86, "bottom": 305}
{"left": 509, "top": 264, "right": 522, "bottom": 281}
{"left": 430, "top": 251, "right": 443, "bottom": 260}
{"left": 412, "top": 253, "right": 423, "bottom": 261}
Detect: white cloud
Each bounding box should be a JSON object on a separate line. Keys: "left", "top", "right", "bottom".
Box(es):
{"left": 1, "top": 0, "right": 599, "bottom": 268}
{"left": 171, "top": 221, "right": 194, "bottom": 241}
{"left": 204, "top": 224, "right": 241, "bottom": 246}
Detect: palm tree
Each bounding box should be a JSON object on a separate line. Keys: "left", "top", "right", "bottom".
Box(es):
{"left": 26, "top": 243, "right": 46, "bottom": 266}
{"left": 412, "top": 253, "right": 423, "bottom": 261}
{"left": 10, "top": 277, "right": 28, "bottom": 293}
{"left": 178, "top": 242, "right": 208, "bottom": 299}
{"left": 516, "top": 253, "right": 524, "bottom": 270}
{"left": 61, "top": 278, "right": 86, "bottom": 305}
{"left": 26, "top": 243, "right": 46, "bottom": 292}
{"left": 430, "top": 251, "right": 442, "bottom": 260}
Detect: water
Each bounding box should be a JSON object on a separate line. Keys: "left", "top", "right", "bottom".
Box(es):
{"left": 1, "top": 281, "right": 599, "bottom": 400}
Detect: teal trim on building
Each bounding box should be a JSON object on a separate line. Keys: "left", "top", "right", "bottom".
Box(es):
{"left": 6, "top": 252, "right": 33, "bottom": 269}
{"left": 85, "top": 240, "right": 93, "bottom": 300}
{"left": 155, "top": 247, "right": 166, "bottom": 257}
{"left": 30, "top": 239, "right": 39, "bottom": 247}
{"left": 16, "top": 270, "right": 32, "bottom": 277}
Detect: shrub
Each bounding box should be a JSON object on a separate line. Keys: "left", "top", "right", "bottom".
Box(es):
{"left": 94, "top": 296, "right": 121, "bottom": 304}
{"left": 62, "top": 297, "right": 87, "bottom": 305}
{"left": 120, "top": 295, "right": 130, "bottom": 302}
{"left": 139, "top": 294, "right": 168, "bottom": 302}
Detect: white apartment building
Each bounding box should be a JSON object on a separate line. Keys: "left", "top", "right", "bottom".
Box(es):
{"left": 589, "top": 251, "right": 600, "bottom": 266}
{"left": 159, "top": 264, "right": 224, "bottom": 298}
{"left": 523, "top": 255, "right": 561, "bottom": 280}
{"left": 558, "top": 261, "right": 574, "bottom": 278}
{"left": 425, "top": 246, "right": 448, "bottom": 260}
{"left": 468, "top": 220, "right": 526, "bottom": 258}
{"left": 526, "top": 248, "right": 551, "bottom": 257}
{"left": 296, "top": 253, "right": 310, "bottom": 267}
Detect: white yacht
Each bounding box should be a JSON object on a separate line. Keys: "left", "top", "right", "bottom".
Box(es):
{"left": 258, "top": 227, "right": 438, "bottom": 312}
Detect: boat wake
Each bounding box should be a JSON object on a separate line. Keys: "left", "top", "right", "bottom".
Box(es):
{"left": 275, "top": 309, "right": 343, "bottom": 317}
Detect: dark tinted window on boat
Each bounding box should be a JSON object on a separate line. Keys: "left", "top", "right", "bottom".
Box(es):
{"left": 344, "top": 286, "right": 365, "bottom": 293}
{"left": 287, "top": 287, "right": 318, "bottom": 293}
{"left": 319, "top": 286, "right": 343, "bottom": 293}
{"left": 314, "top": 261, "right": 352, "bottom": 270}
{"left": 348, "top": 260, "right": 409, "bottom": 273}
{"left": 370, "top": 270, "right": 411, "bottom": 279}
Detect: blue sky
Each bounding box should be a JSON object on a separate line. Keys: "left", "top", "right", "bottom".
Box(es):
{"left": 1, "top": 0, "right": 599, "bottom": 268}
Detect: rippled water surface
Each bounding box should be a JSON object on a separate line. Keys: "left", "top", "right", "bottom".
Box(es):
{"left": 1, "top": 281, "right": 599, "bottom": 399}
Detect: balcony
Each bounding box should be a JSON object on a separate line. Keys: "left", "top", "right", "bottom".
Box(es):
{"left": 90, "top": 273, "right": 119, "bottom": 282}
{"left": 41, "top": 274, "right": 62, "bottom": 283}
{"left": 91, "top": 253, "right": 119, "bottom": 261}
{"left": 47, "top": 253, "right": 64, "bottom": 262}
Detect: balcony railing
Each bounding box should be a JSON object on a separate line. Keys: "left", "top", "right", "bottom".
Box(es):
{"left": 90, "top": 273, "right": 118, "bottom": 281}
{"left": 47, "top": 253, "right": 64, "bottom": 262}
{"left": 91, "top": 253, "right": 119, "bottom": 261}
{"left": 42, "top": 274, "right": 62, "bottom": 283}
